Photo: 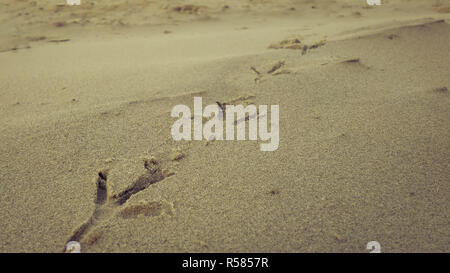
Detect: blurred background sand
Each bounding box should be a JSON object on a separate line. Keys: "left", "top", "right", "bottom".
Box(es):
{"left": 0, "top": 0, "right": 449, "bottom": 252}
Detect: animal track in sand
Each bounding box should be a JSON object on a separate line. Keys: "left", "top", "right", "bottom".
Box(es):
{"left": 251, "top": 60, "right": 292, "bottom": 83}
{"left": 268, "top": 37, "right": 327, "bottom": 55}
{"left": 387, "top": 34, "right": 399, "bottom": 40}
{"left": 215, "top": 95, "right": 256, "bottom": 114}
{"left": 213, "top": 95, "right": 265, "bottom": 128}
{"left": 113, "top": 158, "right": 165, "bottom": 205}
{"left": 431, "top": 86, "right": 448, "bottom": 94}
{"left": 95, "top": 171, "right": 108, "bottom": 205}
{"left": 48, "top": 39, "right": 70, "bottom": 43}
{"left": 171, "top": 5, "right": 207, "bottom": 15}
{"left": 336, "top": 57, "right": 371, "bottom": 70}
{"left": 341, "top": 58, "right": 360, "bottom": 63}
{"left": 64, "top": 158, "right": 174, "bottom": 251}
{"left": 267, "top": 60, "right": 285, "bottom": 74}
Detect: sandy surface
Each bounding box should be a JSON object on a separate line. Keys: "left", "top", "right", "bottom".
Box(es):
{"left": 0, "top": 0, "right": 449, "bottom": 253}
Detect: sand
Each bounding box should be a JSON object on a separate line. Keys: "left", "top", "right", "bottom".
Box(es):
{"left": 0, "top": 0, "right": 449, "bottom": 253}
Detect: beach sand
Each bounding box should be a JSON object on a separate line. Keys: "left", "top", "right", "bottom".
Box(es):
{"left": 0, "top": 0, "right": 449, "bottom": 252}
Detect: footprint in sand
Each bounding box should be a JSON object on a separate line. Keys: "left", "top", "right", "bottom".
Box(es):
{"left": 268, "top": 37, "right": 327, "bottom": 55}
{"left": 213, "top": 95, "right": 265, "bottom": 127}
{"left": 251, "top": 60, "right": 292, "bottom": 83}
{"left": 336, "top": 57, "right": 371, "bottom": 70}
{"left": 431, "top": 86, "right": 448, "bottom": 94}
{"left": 387, "top": 34, "right": 399, "bottom": 40}
{"left": 215, "top": 95, "right": 256, "bottom": 114}
{"left": 171, "top": 5, "right": 207, "bottom": 15}
{"left": 64, "top": 157, "right": 175, "bottom": 252}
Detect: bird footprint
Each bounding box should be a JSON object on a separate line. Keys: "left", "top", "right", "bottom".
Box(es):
{"left": 64, "top": 157, "right": 174, "bottom": 251}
